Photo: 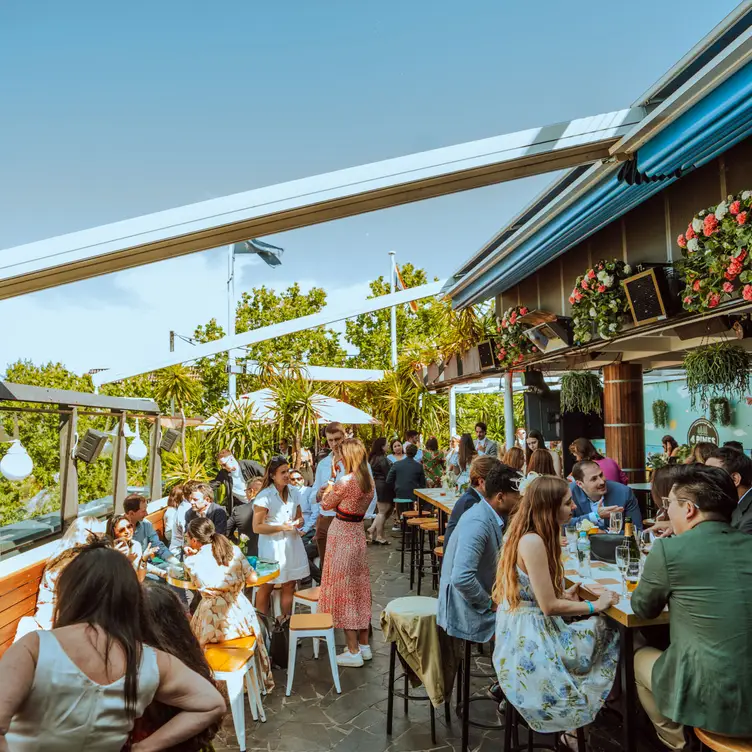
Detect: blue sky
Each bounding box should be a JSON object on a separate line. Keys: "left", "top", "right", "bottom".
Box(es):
{"left": 0, "top": 0, "right": 740, "bottom": 373}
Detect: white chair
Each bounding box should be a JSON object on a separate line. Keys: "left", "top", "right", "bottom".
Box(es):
{"left": 286, "top": 613, "right": 341, "bottom": 697}
{"left": 292, "top": 586, "right": 320, "bottom": 655}
{"left": 205, "top": 636, "right": 266, "bottom": 752}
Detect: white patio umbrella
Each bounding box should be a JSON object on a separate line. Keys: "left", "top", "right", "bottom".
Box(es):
{"left": 196, "top": 388, "right": 379, "bottom": 431}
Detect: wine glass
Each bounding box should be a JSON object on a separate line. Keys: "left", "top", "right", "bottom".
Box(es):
{"left": 625, "top": 561, "right": 640, "bottom": 599}
{"left": 609, "top": 510, "right": 623, "bottom": 535}
{"left": 565, "top": 524, "right": 578, "bottom": 555}
{"left": 639, "top": 530, "right": 654, "bottom": 556}
{"left": 615, "top": 543, "right": 630, "bottom": 595}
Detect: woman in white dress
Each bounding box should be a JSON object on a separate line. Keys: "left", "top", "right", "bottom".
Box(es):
{"left": 492, "top": 475, "right": 620, "bottom": 739}
{"left": 0, "top": 541, "right": 224, "bottom": 752}
{"left": 253, "top": 455, "right": 310, "bottom": 618}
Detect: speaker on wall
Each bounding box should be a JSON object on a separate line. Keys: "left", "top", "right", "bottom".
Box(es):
{"left": 159, "top": 428, "right": 181, "bottom": 453}
{"left": 477, "top": 341, "right": 498, "bottom": 372}
{"left": 73, "top": 429, "right": 109, "bottom": 464}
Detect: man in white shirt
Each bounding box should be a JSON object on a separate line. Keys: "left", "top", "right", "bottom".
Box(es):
{"left": 210, "top": 449, "right": 264, "bottom": 515}
{"left": 290, "top": 469, "right": 320, "bottom": 585}
{"left": 403, "top": 429, "right": 424, "bottom": 462}
{"left": 474, "top": 422, "right": 499, "bottom": 458}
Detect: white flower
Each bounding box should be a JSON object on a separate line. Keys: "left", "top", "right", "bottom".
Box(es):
{"left": 581, "top": 332, "right": 592, "bottom": 343}
{"left": 623, "top": 264, "right": 632, "bottom": 274}
{"left": 518, "top": 472, "right": 540, "bottom": 495}
{"left": 743, "top": 191, "right": 752, "bottom": 201}
{"left": 240, "top": 534, "right": 249, "bottom": 542}
{"left": 604, "top": 275, "right": 614, "bottom": 287}
{"left": 589, "top": 307, "right": 597, "bottom": 317}
{"left": 597, "top": 270, "right": 608, "bottom": 282}
{"left": 692, "top": 217, "right": 703, "bottom": 233}
{"left": 609, "top": 323, "right": 617, "bottom": 331}
{"left": 715, "top": 201, "right": 729, "bottom": 220}
{"left": 610, "top": 300, "right": 618, "bottom": 311}
{"left": 687, "top": 238, "right": 700, "bottom": 252}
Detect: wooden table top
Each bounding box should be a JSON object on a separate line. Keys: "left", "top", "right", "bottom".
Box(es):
{"left": 415, "top": 488, "right": 459, "bottom": 515}
{"left": 165, "top": 566, "right": 280, "bottom": 591}
{"left": 563, "top": 554, "right": 669, "bottom": 629}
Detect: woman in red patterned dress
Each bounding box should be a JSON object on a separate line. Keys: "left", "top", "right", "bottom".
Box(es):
{"left": 318, "top": 438, "right": 374, "bottom": 668}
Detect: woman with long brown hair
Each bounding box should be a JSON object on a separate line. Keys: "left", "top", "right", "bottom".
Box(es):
{"left": 526, "top": 448, "right": 556, "bottom": 476}
{"left": 318, "top": 438, "right": 375, "bottom": 667}
{"left": 451, "top": 433, "right": 477, "bottom": 486}
{"left": 568, "top": 437, "right": 628, "bottom": 484}
{"left": 502, "top": 446, "right": 525, "bottom": 473}
{"left": 367, "top": 436, "right": 393, "bottom": 545}
{"left": 492, "top": 476, "right": 619, "bottom": 736}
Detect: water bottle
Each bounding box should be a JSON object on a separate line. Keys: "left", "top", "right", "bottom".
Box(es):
{"left": 576, "top": 531, "right": 591, "bottom": 579}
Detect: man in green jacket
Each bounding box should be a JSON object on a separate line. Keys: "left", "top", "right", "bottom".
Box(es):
{"left": 631, "top": 464, "right": 752, "bottom": 749}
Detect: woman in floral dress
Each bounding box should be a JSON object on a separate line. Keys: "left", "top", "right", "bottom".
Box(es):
{"left": 318, "top": 438, "right": 374, "bottom": 668}
{"left": 184, "top": 517, "right": 274, "bottom": 690}
{"left": 422, "top": 437, "right": 446, "bottom": 488}
{"left": 492, "top": 476, "right": 620, "bottom": 737}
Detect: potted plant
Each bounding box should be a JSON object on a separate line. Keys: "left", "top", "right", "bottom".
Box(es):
{"left": 569, "top": 260, "right": 632, "bottom": 345}
{"left": 652, "top": 400, "right": 669, "bottom": 429}
{"left": 683, "top": 342, "right": 751, "bottom": 410}
{"left": 676, "top": 190, "right": 752, "bottom": 313}
{"left": 560, "top": 371, "right": 602, "bottom": 415}
{"left": 495, "top": 306, "right": 538, "bottom": 369}
{"left": 709, "top": 396, "right": 732, "bottom": 426}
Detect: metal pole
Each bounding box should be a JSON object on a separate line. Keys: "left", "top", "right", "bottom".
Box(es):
{"left": 389, "top": 251, "right": 398, "bottom": 369}
{"left": 504, "top": 372, "right": 515, "bottom": 451}
{"left": 449, "top": 385, "right": 457, "bottom": 439}
{"left": 227, "top": 245, "right": 237, "bottom": 401}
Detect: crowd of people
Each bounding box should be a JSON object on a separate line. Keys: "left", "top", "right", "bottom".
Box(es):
{"left": 1, "top": 419, "right": 751, "bottom": 751}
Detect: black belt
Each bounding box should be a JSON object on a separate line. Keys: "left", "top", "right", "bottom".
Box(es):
{"left": 336, "top": 510, "right": 365, "bottom": 523}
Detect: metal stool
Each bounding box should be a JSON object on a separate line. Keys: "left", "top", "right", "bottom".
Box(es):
{"left": 417, "top": 519, "right": 439, "bottom": 595}
{"left": 504, "top": 699, "right": 586, "bottom": 752}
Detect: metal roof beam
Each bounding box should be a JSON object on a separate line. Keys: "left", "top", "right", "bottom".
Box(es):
{"left": 0, "top": 109, "right": 643, "bottom": 300}
{"left": 0, "top": 381, "right": 159, "bottom": 413}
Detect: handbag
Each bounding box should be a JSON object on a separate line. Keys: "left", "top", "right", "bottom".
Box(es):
{"left": 259, "top": 612, "right": 290, "bottom": 669}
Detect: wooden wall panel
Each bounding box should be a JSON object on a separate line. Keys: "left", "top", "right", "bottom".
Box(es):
{"left": 723, "top": 136, "right": 752, "bottom": 196}
{"left": 537, "top": 260, "right": 564, "bottom": 314}
{"left": 603, "top": 363, "right": 645, "bottom": 483}
{"left": 667, "top": 160, "right": 722, "bottom": 246}
{"left": 561, "top": 244, "right": 592, "bottom": 315}
{"left": 624, "top": 192, "right": 669, "bottom": 265}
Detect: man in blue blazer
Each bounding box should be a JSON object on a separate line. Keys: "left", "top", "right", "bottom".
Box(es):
{"left": 438, "top": 463, "right": 522, "bottom": 643}
{"left": 570, "top": 460, "right": 643, "bottom": 530}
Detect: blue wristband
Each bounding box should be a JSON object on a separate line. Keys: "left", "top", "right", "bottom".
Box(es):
{"left": 586, "top": 600, "right": 595, "bottom": 615}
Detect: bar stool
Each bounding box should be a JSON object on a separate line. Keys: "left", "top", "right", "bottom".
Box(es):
{"left": 503, "top": 699, "right": 586, "bottom": 752}
{"left": 286, "top": 612, "right": 341, "bottom": 696}
{"left": 417, "top": 519, "right": 439, "bottom": 595}
{"left": 205, "top": 636, "right": 266, "bottom": 752}
{"left": 695, "top": 728, "right": 752, "bottom": 752}
{"left": 399, "top": 509, "right": 431, "bottom": 573}
{"left": 406, "top": 516, "right": 431, "bottom": 590}
{"left": 433, "top": 546, "right": 444, "bottom": 587}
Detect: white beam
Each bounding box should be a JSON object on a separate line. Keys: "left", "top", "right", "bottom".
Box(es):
{"left": 0, "top": 109, "right": 644, "bottom": 299}
{"left": 93, "top": 281, "right": 445, "bottom": 386}
{"left": 240, "top": 364, "right": 384, "bottom": 383}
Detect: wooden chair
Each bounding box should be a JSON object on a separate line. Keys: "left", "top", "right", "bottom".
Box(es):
{"left": 695, "top": 729, "right": 752, "bottom": 752}
{"left": 205, "top": 635, "right": 266, "bottom": 752}
{"left": 292, "top": 586, "right": 321, "bottom": 655}
{"left": 286, "top": 613, "right": 340, "bottom": 696}
{"left": 0, "top": 561, "right": 45, "bottom": 657}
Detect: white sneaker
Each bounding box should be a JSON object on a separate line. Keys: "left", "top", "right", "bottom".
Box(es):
{"left": 336, "top": 650, "right": 364, "bottom": 668}
{"left": 359, "top": 644, "right": 373, "bottom": 661}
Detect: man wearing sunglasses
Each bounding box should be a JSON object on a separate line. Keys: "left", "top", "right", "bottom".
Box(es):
{"left": 631, "top": 464, "right": 752, "bottom": 749}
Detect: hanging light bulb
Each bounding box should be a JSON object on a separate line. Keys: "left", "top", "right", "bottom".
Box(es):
{"left": 100, "top": 438, "right": 114, "bottom": 459}
{"left": 122, "top": 422, "right": 136, "bottom": 439}
{"left": 127, "top": 419, "right": 148, "bottom": 462}
{"left": 0, "top": 440, "right": 34, "bottom": 482}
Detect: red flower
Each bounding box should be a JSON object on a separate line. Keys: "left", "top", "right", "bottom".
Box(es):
{"left": 497, "top": 325, "right": 501, "bottom": 332}
{"left": 581, "top": 279, "right": 589, "bottom": 290}
{"left": 510, "top": 312, "right": 517, "bottom": 325}
{"left": 501, "top": 319, "right": 508, "bottom": 328}
{"left": 703, "top": 214, "right": 718, "bottom": 236}
{"left": 744, "top": 285, "right": 752, "bottom": 302}
{"left": 686, "top": 225, "right": 696, "bottom": 240}
{"left": 573, "top": 290, "right": 583, "bottom": 302}
{"left": 568, "top": 295, "right": 575, "bottom": 304}
{"left": 516, "top": 354, "right": 524, "bottom": 363}
{"left": 738, "top": 249, "right": 748, "bottom": 262}
{"left": 723, "top": 281, "right": 734, "bottom": 293}
{"left": 677, "top": 234, "right": 687, "bottom": 248}
{"left": 598, "top": 264, "right": 604, "bottom": 270}
{"left": 730, "top": 200, "right": 741, "bottom": 215}
{"left": 693, "top": 279, "right": 701, "bottom": 291}
{"left": 597, "top": 284, "right": 606, "bottom": 293}
{"left": 587, "top": 270, "right": 596, "bottom": 280}
{"left": 738, "top": 212, "right": 748, "bottom": 226}
{"left": 708, "top": 293, "right": 721, "bottom": 308}
{"left": 519, "top": 307, "right": 528, "bottom": 315}
{"left": 499, "top": 347, "right": 507, "bottom": 357}
{"left": 532, "top": 346, "right": 538, "bottom": 352}
{"left": 683, "top": 296, "right": 693, "bottom": 305}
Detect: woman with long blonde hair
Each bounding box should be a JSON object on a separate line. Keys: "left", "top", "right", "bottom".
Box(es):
{"left": 318, "top": 438, "right": 375, "bottom": 667}
{"left": 492, "top": 476, "right": 620, "bottom": 737}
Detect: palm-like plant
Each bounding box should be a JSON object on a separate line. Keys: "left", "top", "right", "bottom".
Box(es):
{"left": 154, "top": 365, "right": 203, "bottom": 464}
{"left": 210, "top": 402, "right": 273, "bottom": 466}
{"left": 162, "top": 431, "right": 211, "bottom": 489}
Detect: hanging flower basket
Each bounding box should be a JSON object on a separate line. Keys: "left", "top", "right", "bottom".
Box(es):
{"left": 495, "top": 306, "right": 538, "bottom": 369}
{"left": 683, "top": 342, "right": 751, "bottom": 410}
{"left": 560, "top": 371, "right": 602, "bottom": 415}
{"left": 652, "top": 399, "right": 669, "bottom": 429}
{"left": 709, "top": 396, "right": 732, "bottom": 426}
{"left": 569, "top": 260, "right": 632, "bottom": 345}
{"left": 676, "top": 190, "right": 752, "bottom": 313}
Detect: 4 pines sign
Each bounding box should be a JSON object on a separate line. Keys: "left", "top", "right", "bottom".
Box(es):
{"left": 687, "top": 418, "right": 719, "bottom": 446}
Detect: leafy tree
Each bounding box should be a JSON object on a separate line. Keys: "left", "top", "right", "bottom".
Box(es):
{"left": 154, "top": 366, "right": 203, "bottom": 464}
{"left": 191, "top": 319, "right": 229, "bottom": 418}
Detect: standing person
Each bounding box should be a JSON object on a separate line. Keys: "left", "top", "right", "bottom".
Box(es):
{"left": 129, "top": 582, "right": 224, "bottom": 751}
{"left": 168, "top": 482, "right": 195, "bottom": 560}
{"left": 299, "top": 444, "right": 315, "bottom": 486}
{"left": 367, "top": 437, "right": 394, "bottom": 545}
{"left": 502, "top": 446, "right": 525, "bottom": 473}
{"left": 226, "top": 476, "right": 264, "bottom": 556}
{"left": 123, "top": 493, "right": 178, "bottom": 566}
{"left": 445, "top": 435, "right": 460, "bottom": 470}
{"left": 385, "top": 443, "right": 426, "bottom": 518}
{"left": 568, "top": 437, "right": 629, "bottom": 485}
{"left": 403, "top": 430, "right": 423, "bottom": 462}
{"left": 570, "top": 460, "right": 643, "bottom": 530}
{"left": 253, "top": 456, "right": 310, "bottom": 618}
{"left": 525, "top": 429, "right": 561, "bottom": 476}
{"left": 210, "top": 449, "right": 264, "bottom": 515}
{"left": 631, "top": 465, "right": 752, "bottom": 747}
{"left": 387, "top": 438, "right": 405, "bottom": 464}
{"left": 705, "top": 446, "right": 752, "bottom": 533}
{"left": 474, "top": 422, "right": 499, "bottom": 458}
{"left": 163, "top": 484, "right": 185, "bottom": 546}
{"left": 278, "top": 438, "right": 292, "bottom": 459}
{"left": 451, "top": 433, "right": 477, "bottom": 487}
{"left": 422, "top": 437, "right": 446, "bottom": 488}
{"left": 290, "top": 468, "right": 321, "bottom": 585}
{"left": 492, "top": 476, "right": 620, "bottom": 735}
{"left": 318, "top": 439, "right": 375, "bottom": 667}
{"left": 0, "top": 542, "right": 225, "bottom": 752}
{"left": 185, "top": 483, "right": 228, "bottom": 537}
{"left": 526, "top": 448, "right": 556, "bottom": 477}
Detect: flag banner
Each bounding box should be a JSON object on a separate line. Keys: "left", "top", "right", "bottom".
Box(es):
{"left": 395, "top": 263, "right": 419, "bottom": 313}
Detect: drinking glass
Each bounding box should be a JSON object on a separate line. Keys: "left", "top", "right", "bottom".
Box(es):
{"left": 609, "top": 510, "right": 623, "bottom": 535}
{"left": 625, "top": 560, "right": 640, "bottom": 599}
{"left": 615, "top": 543, "right": 630, "bottom": 595}
{"left": 565, "top": 525, "right": 578, "bottom": 555}
{"left": 639, "top": 530, "right": 654, "bottom": 556}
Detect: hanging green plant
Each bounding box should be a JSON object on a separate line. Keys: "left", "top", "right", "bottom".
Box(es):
{"left": 560, "top": 371, "right": 602, "bottom": 415}
{"left": 709, "top": 396, "right": 732, "bottom": 426}
{"left": 683, "top": 342, "right": 751, "bottom": 410}
{"left": 652, "top": 399, "right": 669, "bottom": 429}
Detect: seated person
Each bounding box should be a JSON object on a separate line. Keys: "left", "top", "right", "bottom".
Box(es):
{"left": 443, "top": 456, "right": 499, "bottom": 549}
{"left": 632, "top": 465, "right": 752, "bottom": 748}
{"left": 185, "top": 484, "right": 228, "bottom": 537}
{"left": 227, "top": 477, "right": 263, "bottom": 556}
{"left": 123, "top": 493, "right": 179, "bottom": 567}
{"left": 570, "top": 460, "right": 642, "bottom": 530}
{"left": 705, "top": 446, "right": 752, "bottom": 534}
